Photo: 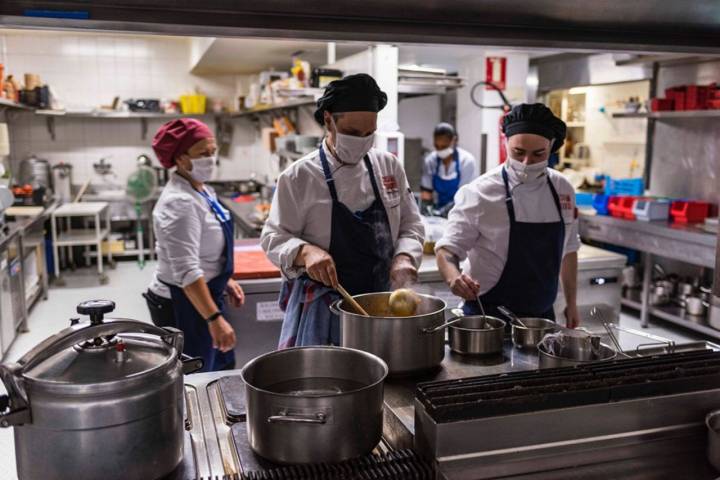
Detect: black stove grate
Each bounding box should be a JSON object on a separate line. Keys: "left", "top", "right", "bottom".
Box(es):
{"left": 417, "top": 350, "right": 720, "bottom": 423}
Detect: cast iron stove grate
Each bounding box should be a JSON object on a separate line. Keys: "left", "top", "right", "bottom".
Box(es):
{"left": 417, "top": 350, "right": 720, "bottom": 423}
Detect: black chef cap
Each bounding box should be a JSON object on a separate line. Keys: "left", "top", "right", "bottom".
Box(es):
{"left": 314, "top": 73, "right": 388, "bottom": 125}
{"left": 502, "top": 103, "right": 567, "bottom": 153}
{"left": 433, "top": 122, "right": 456, "bottom": 138}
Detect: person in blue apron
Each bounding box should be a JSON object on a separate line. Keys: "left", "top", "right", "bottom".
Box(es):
{"left": 420, "top": 123, "right": 478, "bottom": 216}
{"left": 260, "top": 74, "right": 425, "bottom": 347}
{"left": 435, "top": 104, "right": 581, "bottom": 328}
{"left": 144, "top": 118, "right": 245, "bottom": 371}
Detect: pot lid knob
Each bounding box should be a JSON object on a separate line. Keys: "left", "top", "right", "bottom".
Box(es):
{"left": 76, "top": 300, "right": 116, "bottom": 325}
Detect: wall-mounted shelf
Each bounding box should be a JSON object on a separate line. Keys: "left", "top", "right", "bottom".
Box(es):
{"left": 0, "top": 99, "right": 32, "bottom": 111}
{"left": 612, "top": 110, "right": 720, "bottom": 119}
{"left": 228, "top": 99, "right": 315, "bottom": 118}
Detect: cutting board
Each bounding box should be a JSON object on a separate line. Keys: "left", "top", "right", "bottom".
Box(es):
{"left": 233, "top": 244, "right": 280, "bottom": 280}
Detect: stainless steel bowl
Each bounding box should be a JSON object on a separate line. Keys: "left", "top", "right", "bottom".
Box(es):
{"left": 538, "top": 342, "right": 617, "bottom": 368}
{"left": 449, "top": 316, "right": 506, "bottom": 355}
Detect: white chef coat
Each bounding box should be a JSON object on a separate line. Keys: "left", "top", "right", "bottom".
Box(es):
{"left": 148, "top": 173, "right": 230, "bottom": 298}
{"left": 435, "top": 163, "right": 581, "bottom": 295}
{"left": 420, "top": 147, "right": 478, "bottom": 190}
{"left": 261, "top": 140, "right": 425, "bottom": 278}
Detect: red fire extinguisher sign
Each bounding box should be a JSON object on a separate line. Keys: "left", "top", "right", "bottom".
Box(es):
{"left": 486, "top": 57, "right": 507, "bottom": 90}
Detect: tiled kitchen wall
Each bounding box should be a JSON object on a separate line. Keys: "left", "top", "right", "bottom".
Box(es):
{"left": 1, "top": 29, "right": 321, "bottom": 185}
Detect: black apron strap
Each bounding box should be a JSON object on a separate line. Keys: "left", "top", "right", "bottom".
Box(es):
{"left": 319, "top": 145, "right": 340, "bottom": 202}
{"left": 501, "top": 166, "right": 516, "bottom": 223}
{"left": 547, "top": 176, "right": 563, "bottom": 218}
{"left": 363, "top": 155, "right": 383, "bottom": 201}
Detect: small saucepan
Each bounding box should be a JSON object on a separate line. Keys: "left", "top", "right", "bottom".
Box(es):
{"left": 498, "top": 306, "right": 560, "bottom": 350}
{"left": 425, "top": 308, "right": 505, "bottom": 355}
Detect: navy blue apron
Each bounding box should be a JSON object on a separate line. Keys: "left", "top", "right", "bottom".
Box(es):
{"left": 464, "top": 167, "right": 565, "bottom": 320}
{"left": 162, "top": 188, "right": 236, "bottom": 372}
{"left": 319, "top": 146, "right": 395, "bottom": 295}
{"left": 432, "top": 148, "right": 461, "bottom": 209}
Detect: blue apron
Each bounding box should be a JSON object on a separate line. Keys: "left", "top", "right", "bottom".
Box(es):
{"left": 432, "top": 148, "right": 461, "bottom": 209}
{"left": 464, "top": 167, "right": 565, "bottom": 320}
{"left": 162, "top": 188, "right": 236, "bottom": 372}
{"left": 278, "top": 146, "right": 394, "bottom": 346}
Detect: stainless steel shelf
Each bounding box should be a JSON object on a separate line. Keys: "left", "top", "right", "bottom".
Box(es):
{"left": 34, "top": 110, "right": 214, "bottom": 119}
{"left": 0, "top": 98, "right": 32, "bottom": 110}
{"left": 579, "top": 213, "right": 717, "bottom": 268}
{"left": 612, "top": 110, "right": 720, "bottom": 119}
{"left": 228, "top": 100, "right": 315, "bottom": 118}
{"left": 55, "top": 228, "right": 111, "bottom": 246}
{"left": 621, "top": 297, "right": 642, "bottom": 310}
{"left": 648, "top": 305, "right": 720, "bottom": 340}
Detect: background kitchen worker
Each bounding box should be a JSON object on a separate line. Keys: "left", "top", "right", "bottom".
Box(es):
{"left": 261, "top": 73, "right": 425, "bottom": 348}
{"left": 144, "top": 118, "right": 245, "bottom": 371}
{"left": 435, "top": 103, "right": 581, "bottom": 328}
{"left": 420, "top": 122, "right": 478, "bottom": 215}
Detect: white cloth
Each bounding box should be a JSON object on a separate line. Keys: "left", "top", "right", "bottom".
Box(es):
{"left": 435, "top": 163, "right": 581, "bottom": 295}
{"left": 260, "top": 140, "right": 425, "bottom": 278}
{"left": 420, "top": 147, "right": 478, "bottom": 190}
{"left": 148, "top": 173, "right": 229, "bottom": 298}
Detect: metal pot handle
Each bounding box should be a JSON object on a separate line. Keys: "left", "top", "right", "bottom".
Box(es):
{"left": 268, "top": 411, "right": 327, "bottom": 424}
{"left": 422, "top": 308, "right": 465, "bottom": 334}
{"left": 329, "top": 299, "right": 342, "bottom": 316}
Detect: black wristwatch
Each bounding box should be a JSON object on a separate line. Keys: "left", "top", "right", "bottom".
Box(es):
{"left": 205, "top": 311, "right": 222, "bottom": 323}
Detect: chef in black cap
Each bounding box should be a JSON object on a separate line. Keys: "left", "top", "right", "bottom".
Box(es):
{"left": 261, "top": 73, "right": 424, "bottom": 347}
{"left": 435, "top": 103, "right": 581, "bottom": 328}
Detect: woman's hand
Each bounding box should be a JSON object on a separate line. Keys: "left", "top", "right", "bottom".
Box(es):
{"left": 208, "top": 317, "right": 236, "bottom": 352}
{"left": 226, "top": 279, "right": 245, "bottom": 308}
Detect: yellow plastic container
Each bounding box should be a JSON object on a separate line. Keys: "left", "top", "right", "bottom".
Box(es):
{"left": 180, "top": 94, "right": 207, "bottom": 114}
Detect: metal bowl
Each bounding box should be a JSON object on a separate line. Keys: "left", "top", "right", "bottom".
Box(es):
{"left": 449, "top": 316, "right": 506, "bottom": 356}
{"left": 538, "top": 342, "right": 617, "bottom": 368}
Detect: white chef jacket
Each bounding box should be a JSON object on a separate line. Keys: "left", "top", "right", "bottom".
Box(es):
{"left": 420, "top": 147, "right": 478, "bottom": 190}
{"left": 148, "top": 173, "right": 230, "bottom": 298}
{"left": 261, "top": 140, "right": 425, "bottom": 278}
{"left": 435, "top": 163, "right": 581, "bottom": 295}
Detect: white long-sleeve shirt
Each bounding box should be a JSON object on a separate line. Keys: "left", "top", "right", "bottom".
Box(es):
{"left": 261, "top": 141, "right": 425, "bottom": 278}
{"left": 420, "top": 147, "right": 478, "bottom": 191}
{"left": 436, "top": 163, "right": 581, "bottom": 295}
{"left": 148, "top": 173, "right": 229, "bottom": 298}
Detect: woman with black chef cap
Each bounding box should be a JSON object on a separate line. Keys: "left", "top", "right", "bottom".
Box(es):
{"left": 435, "top": 103, "right": 581, "bottom": 328}
{"left": 144, "top": 118, "right": 245, "bottom": 371}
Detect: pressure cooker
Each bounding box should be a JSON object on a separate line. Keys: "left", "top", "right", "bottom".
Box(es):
{"left": 0, "top": 300, "right": 202, "bottom": 480}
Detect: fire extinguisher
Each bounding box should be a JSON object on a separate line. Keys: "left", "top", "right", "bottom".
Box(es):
{"left": 470, "top": 81, "right": 513, "bottom": 164}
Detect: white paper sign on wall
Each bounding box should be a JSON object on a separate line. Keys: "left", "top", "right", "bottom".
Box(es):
{"left": 256, "top": 301, "right": 285, "bottom": 322}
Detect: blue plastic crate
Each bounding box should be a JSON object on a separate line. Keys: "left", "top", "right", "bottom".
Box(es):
{"left": 575, "top": 192, "right": 594, "bottom": 207}
{"left": 604, "top": 178, "right": 644, "bottom": 196}
{"left": 593, "top": 194, "right": 610, "bottom": 215}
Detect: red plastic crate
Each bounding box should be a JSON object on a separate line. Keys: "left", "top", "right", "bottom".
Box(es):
{"left": 608, "top": 196, "right": 626, "bottom": 219}
{"left": 709, "top": 99, "right": 720, "bottom": 109}
{"left": 619, "top": 196, "right": 640, "bottom": 220}
{"left": 650, "top": 98, "right": 674, "bottom": 112}
{"left": 685, "top": 85, "right": 712, "bottom": 110}
{"left": 665, "top": 87, "right": 687, "bottom": 111}
{"left": 670, "top": 200, "right": 712, "bottom": 224}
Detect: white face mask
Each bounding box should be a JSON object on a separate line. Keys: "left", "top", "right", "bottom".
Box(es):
{"left": 189, "top": 155, "right": 215, "bottom": 183}
{"left": 331, "top": 119, "right": 375, "bottom": 164}
{"left": 507, "top": 158, "right": 548, "bottom": 182}
{"left": 436, "top": 147, "right": 454, "bottom": 159}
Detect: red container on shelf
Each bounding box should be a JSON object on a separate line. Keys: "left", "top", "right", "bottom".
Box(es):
{"left": 608, "top": 196, "right": 627, "bottom": 219}
{"left": 665, "top": 86, "right": 687, "bottom": 111}
{"left": 708, "top": 99, "right": 720, "bottom": 110}
{"left": 650, "top": 98, "right": 674, "bottom": 112}
{"left": 685, "top": 85, "right": 711, "bottom": 110}
{"left": 619, "top": 196, "right": 641, "bottom": 220}
{"left": 670, "top": 200, "right": 712, "bottom": 223}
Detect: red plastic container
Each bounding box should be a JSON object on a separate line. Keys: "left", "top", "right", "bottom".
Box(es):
{"left": 685, "top": 85, "right": 712, "bottom": 110}
{"left": 670, "top": 200, "right": 712, "bottom": 223}
{"left": 665, "top": 87, "right": 687, "bottom": 111}
{"left": 619, "top": 196, "right": 640, "bottom": 220}
{"left": 608, "top": 196, "right": 626, "bottom": 219}
{"left": 650, "top": 98, "right": 674, "bottom": 112}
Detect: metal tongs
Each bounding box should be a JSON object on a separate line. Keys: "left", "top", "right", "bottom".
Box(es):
{"left": 590, "top": 307, "right": 676, "bottom": 358}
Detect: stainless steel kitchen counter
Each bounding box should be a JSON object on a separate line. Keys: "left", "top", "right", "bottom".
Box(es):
{"left": 579, "top": 210, "right": 717, "bottom": 267}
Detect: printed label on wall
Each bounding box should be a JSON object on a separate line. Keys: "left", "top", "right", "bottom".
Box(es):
{"left": 256, "top": 301, "right": 285, "bottom": 322}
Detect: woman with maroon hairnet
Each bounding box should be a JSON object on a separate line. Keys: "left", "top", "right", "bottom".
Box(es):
{"left": 143, "top": 118, "right": 244, "bottom": 372}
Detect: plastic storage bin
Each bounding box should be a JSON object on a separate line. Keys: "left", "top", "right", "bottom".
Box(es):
{"left": 180, "top": 94, "right": 207, "bottom": 114}
{"left": 575, "top": 192, "right": 594, "bottom": 208}
{"left": 608, "top": 196, "right": 625, "bottom": 218}
{"left": 619, "top": 197, "right": 639, "bottom": 220}
{"left": 671, "top": 200, "right": 712, "bottom": 224}
{"left": 592, "top": 194, "right": 610, "bottom": 215}
{"left": 604, "top": 178, "right": 644, "bottom": 196}
{"left": 633, "top": 198, "right": 671, "bottom": 222}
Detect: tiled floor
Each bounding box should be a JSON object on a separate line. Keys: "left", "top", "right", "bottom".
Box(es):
{"left": 0, "top": 263, "right": 708, "bottom": 479}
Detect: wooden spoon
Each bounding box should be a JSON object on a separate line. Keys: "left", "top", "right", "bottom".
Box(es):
{"left": 336, "top": 284, "right": 369, "bottom": 316}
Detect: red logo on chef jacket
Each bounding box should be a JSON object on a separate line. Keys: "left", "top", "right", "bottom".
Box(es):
{"left": 382, "top": 175, "right": 399, "bottom": 193}
{"left": 559, "top": 194, "right": 573, "bottom": 211}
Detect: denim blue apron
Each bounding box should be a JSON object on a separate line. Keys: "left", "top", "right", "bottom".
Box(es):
{"left": 162, "top": 188, "right": 236, "bottom": 372}
{"left": 432, "top": 148, "right": 461, "bottom": 209}
{"left": 464, "top": 167, "right": 565, "bottom": 320}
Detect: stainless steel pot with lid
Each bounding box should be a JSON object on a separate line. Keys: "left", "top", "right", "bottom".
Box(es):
{"left": 0, "top": 300, "right": 201, "bottom": 480}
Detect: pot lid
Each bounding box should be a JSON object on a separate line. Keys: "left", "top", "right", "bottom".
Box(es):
{"left": 17, "top": 300, "right": 179, "bottom": 386}
{"left": 23, "top": 335, "right": 174, "bottom": 384}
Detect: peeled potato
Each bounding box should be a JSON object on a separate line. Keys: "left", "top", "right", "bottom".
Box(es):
{"left": 389, "top": 288, "right": 421, "bottom": 317}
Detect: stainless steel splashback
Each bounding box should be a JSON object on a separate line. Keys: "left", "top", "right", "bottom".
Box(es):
{"left": 534, "top": 53, "right": 652, "bottom": 93}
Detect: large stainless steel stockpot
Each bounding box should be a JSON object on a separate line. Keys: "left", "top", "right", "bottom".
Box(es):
{"left": 331, "top": 292, "right": 446, "bottom": 375}
{"left": 241, "top": 346, "right": 387, "bottom": 464}
{"left": 0, "top": 300, "right": 201, "bottom": 480}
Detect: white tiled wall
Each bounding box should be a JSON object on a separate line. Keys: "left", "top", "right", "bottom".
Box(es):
{"left": 0, "top": 29, "right": 324, "bottom": 185}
